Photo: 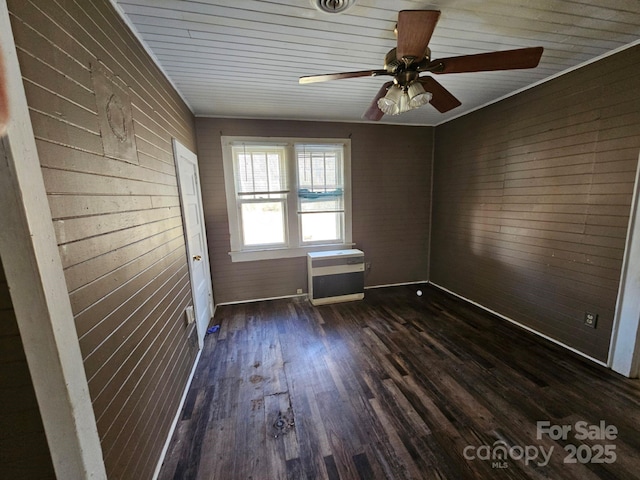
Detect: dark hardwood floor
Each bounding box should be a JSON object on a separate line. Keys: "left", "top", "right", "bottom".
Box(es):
{"left": 158, "top": 284, "right": 640, "bottom": 480}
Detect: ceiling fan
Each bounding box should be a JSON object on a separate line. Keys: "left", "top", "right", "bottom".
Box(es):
{"left": 299, "top": 10, "right": 544, "bottom": 120}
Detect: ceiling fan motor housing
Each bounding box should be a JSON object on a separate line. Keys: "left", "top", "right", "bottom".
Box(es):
{"left": 394, "top": 70, "right": 419, "bottom": 88}
{"left": 385, "top": 47, "right": 431, "bottom": 74}
{"left": 384, "top": 48, "right": 402, "bottom": 72}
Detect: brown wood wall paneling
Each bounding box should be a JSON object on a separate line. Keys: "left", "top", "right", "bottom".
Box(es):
{"left": 60, "top": 218, "right": 183, "bottom": 270}
{"left": 80, "top": 266, "right": 190, "bottom": 383}
{"left": 114, "top": 333, "right": 196, "bottom": 478}
{"left": 196, "top": 118, "right": 433, "bottom": 304}
{"left": 29, "top": 0, "right": 193, "bottom": 146}
{"left": 72, "top": 255, "right": 186, "bottom": 359}
{"left": 0, "top": 259, "right": 56, "bottom": 479}
{"left": 8, "top": 0, "right": 200, "bottom": 478}
{"left": 431, "top": 45, "right": 640, "bottom": 362}
{"left": 69, "top": 236, "right": 188, "bottom": 321}
{"left": 97, "top": 285, "right": 192, "bottom": 466}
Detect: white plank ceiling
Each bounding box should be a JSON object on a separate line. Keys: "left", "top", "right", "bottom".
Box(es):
{"left": 113, "top": 0, "right": 640, "bottom": 126}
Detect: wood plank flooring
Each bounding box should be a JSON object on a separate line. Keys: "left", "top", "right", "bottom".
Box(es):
{"left": 158, "top": 285, "right": 640, "bottom": 480}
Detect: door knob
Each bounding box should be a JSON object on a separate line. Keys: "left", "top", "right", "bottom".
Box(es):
{"left": 192, "top": 255, "right": 202, "bottom": 261}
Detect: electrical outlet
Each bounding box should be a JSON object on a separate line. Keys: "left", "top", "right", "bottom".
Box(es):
{"left": 584, "top": 312, "right": 598, "bottom": 328}
{"left": 365, "top": 262, "right": 371, "bottom": 271}
{"left": 185, "top": 306, "right": 195, "bottom": 326}
{"left": 296, "top": 288, "right": 303, "bottom": 294}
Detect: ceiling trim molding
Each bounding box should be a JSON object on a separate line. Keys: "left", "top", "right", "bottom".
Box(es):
{"left": 108, "top": 0, "right": 194, "bottom": 113}
{"left": 194, "top": 113, "right": 436, "bottom": 127}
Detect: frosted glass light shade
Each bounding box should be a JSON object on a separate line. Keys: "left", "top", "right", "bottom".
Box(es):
{"left": 377, "top": 85, "right": 402, "bottom": 115}
{"left": 398, "top": 91, "right": 410, "bottom": 114}
{"left": 408, "top": 82, "right": 433, "bottom": 108}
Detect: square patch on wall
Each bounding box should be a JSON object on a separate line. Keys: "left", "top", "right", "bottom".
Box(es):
{"left": 91, "top": 62, "right": 138, "bottom": 164}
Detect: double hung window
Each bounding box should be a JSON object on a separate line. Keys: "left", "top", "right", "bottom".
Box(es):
{"left": 222, "top": 137, "right": 352, "bottom": 262}
{"left": 233, "top": 144, "right": 288, "bottom": 247}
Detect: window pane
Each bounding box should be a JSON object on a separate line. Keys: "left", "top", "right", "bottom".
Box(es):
{"left": 234, "top": 147, "right": 286, "bottom": 194}
{"left": 241, "top": 202, "right": 285, "bottom": 246}
{"left": 296, "top": 144, "right": 345, "bottom": 244}
{"left": 297, "top": 147, "right": 343, "bottom": 210}
{"left": 299, "top": 197, "right": 342, "bottom": 212}
{"left": 300, "top": 212, "right": 342, "bottom": 243}
{"left": 297, "top": 147, "right": 342, "bottom": 190}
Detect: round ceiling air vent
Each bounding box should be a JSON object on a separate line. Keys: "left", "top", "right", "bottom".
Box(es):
{"left": 312, "top": 0, "right": 357, "bottom": 14}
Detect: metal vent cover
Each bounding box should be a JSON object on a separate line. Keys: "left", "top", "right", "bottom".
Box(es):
{"left": 312, "top": 0, "right": 357, "bottom": 14}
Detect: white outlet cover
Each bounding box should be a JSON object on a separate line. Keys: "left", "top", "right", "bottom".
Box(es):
{"left": 185, "top": 306, "right": 195, "bottom": 324}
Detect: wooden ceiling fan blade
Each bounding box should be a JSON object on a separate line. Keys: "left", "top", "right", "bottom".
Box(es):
{"left": 419, "top": 77, "right": 461, "bottom": 113}
{"left": 430, "top": 47, "right": 544, "bottom": 74}
{"left": 396, "top": 10, "right": 440, "bottom": 61}
{"left": 299, "top": 69, "right": 388, "bottom": 84}
{"left": 362, "top": 81, "right": 393, "bottom": 121}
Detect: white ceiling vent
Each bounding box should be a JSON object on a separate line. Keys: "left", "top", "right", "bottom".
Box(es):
{"left": 312, "top": 0, "right": 357, "bottom": 14}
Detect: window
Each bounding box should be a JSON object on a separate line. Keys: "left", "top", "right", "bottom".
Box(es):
{"left": 233, "top": 144, "right": 287, "bottom": 248}
{"left": 222, "top": 137, "right": 352, "bottom": 262}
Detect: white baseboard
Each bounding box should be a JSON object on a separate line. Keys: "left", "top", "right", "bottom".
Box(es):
{"left": 216, "top": 293, "right": 307, "bottom": 306}
{"left": 217, "top": 281, "right": 429, "bottom": 306}
{"left": 428, "top": 281, "right": 607, "bottom": 368}
{"left": 216, "top": 281, "right": 607, "bottom": 370}
{"left": 365, "top": 280, "right": 428, "bottom": 290}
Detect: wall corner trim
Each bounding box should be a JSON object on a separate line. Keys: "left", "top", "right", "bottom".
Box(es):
{"left": 0, "top": 2, "right": 107, "bottom": 478}
{"left": 609, "top": 152, "right": 640, "bottom": 378}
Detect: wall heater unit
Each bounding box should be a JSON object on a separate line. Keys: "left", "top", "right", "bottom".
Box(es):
{"left": 307, "top": 249, "right": 365, "bottom": 306}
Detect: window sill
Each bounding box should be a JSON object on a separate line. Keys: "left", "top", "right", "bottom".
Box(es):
{"left": 229, "top": 243, "right": 355, "bottom": 262}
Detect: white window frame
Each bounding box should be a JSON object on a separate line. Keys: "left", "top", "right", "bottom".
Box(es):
{"left": 221, "top": 136, "right": 353, "bottom": 262}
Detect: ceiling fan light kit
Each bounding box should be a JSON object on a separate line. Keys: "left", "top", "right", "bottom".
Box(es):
{"left": 299, "top": 10, "right": 544, "bottom": 121}
{"left": 377, "top": 83, "right": 433, "bottom": 116}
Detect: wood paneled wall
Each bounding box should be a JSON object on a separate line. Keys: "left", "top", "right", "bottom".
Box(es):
{"left": 431, "top": 45, "right": 640, "bottom": 362}
{"left": 196, "top": 118, "right": 433, "bottom": 304}
{"left": 0, "top": 258, "right": 55, "bottom": 479}
{"left": 8, "top": 0, "right": 199, "bottom": 477}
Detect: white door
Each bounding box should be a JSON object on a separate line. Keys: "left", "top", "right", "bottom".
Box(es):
{"left": 173, "top": 139, "right": 214, "bottom": 348}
